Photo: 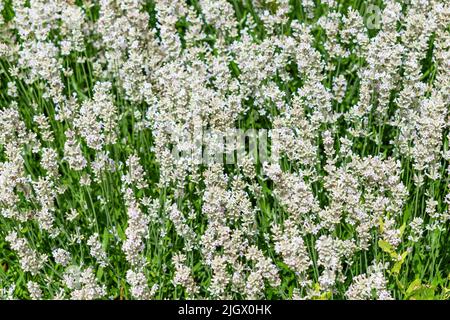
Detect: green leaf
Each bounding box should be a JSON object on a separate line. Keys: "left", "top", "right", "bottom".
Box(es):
{"left": 399, "top": 223, "right": 407, "bottom": 238}
{"left": 378, "top": 239, "right": 397, "bottom": 259}
{"left": 391, "top": 251, "right": 409, "bottom": 274}
{"left": 116, "top": 224, "right": 126, "bottom": 241}
{"left": 312, "top": 291, "right": 332, "bottom": 300}
{"left": 102, "top": 228, "right": 110, "bottom": 250}
{"left": 409, "top": 286, "right": 435, "bottom": 300}
{"left": 406, "top": 279, "right": 421, "bottom": 295}
{"left": 97, "top": 267, "right": 104, "bottom": 279}
{"left": 405, "top": 279, "right": 435, "bottom": 300}
{"left": 378, "top": 218, "right": 384, "bottom": 233}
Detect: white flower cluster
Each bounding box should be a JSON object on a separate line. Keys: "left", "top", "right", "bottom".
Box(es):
{"left": 0, "top": 0, "right": 449, "bottom": 300}
{"left": 346, "top": 263, "right": 392, "bottom": 300}
{"left": 63, "top": 266, "right": 107, "bottom": 300}
{"left": 5, "top": 232, "right": 47, "bottom": 276}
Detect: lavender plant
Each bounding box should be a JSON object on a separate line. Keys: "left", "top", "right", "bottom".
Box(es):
{"left": 0, "top": 0, "right": 449, "bottom": 300}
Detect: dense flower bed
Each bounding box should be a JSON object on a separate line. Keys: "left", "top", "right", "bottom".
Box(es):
{"left": 0, "top": 0, "right": 449, "bottom": 300}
